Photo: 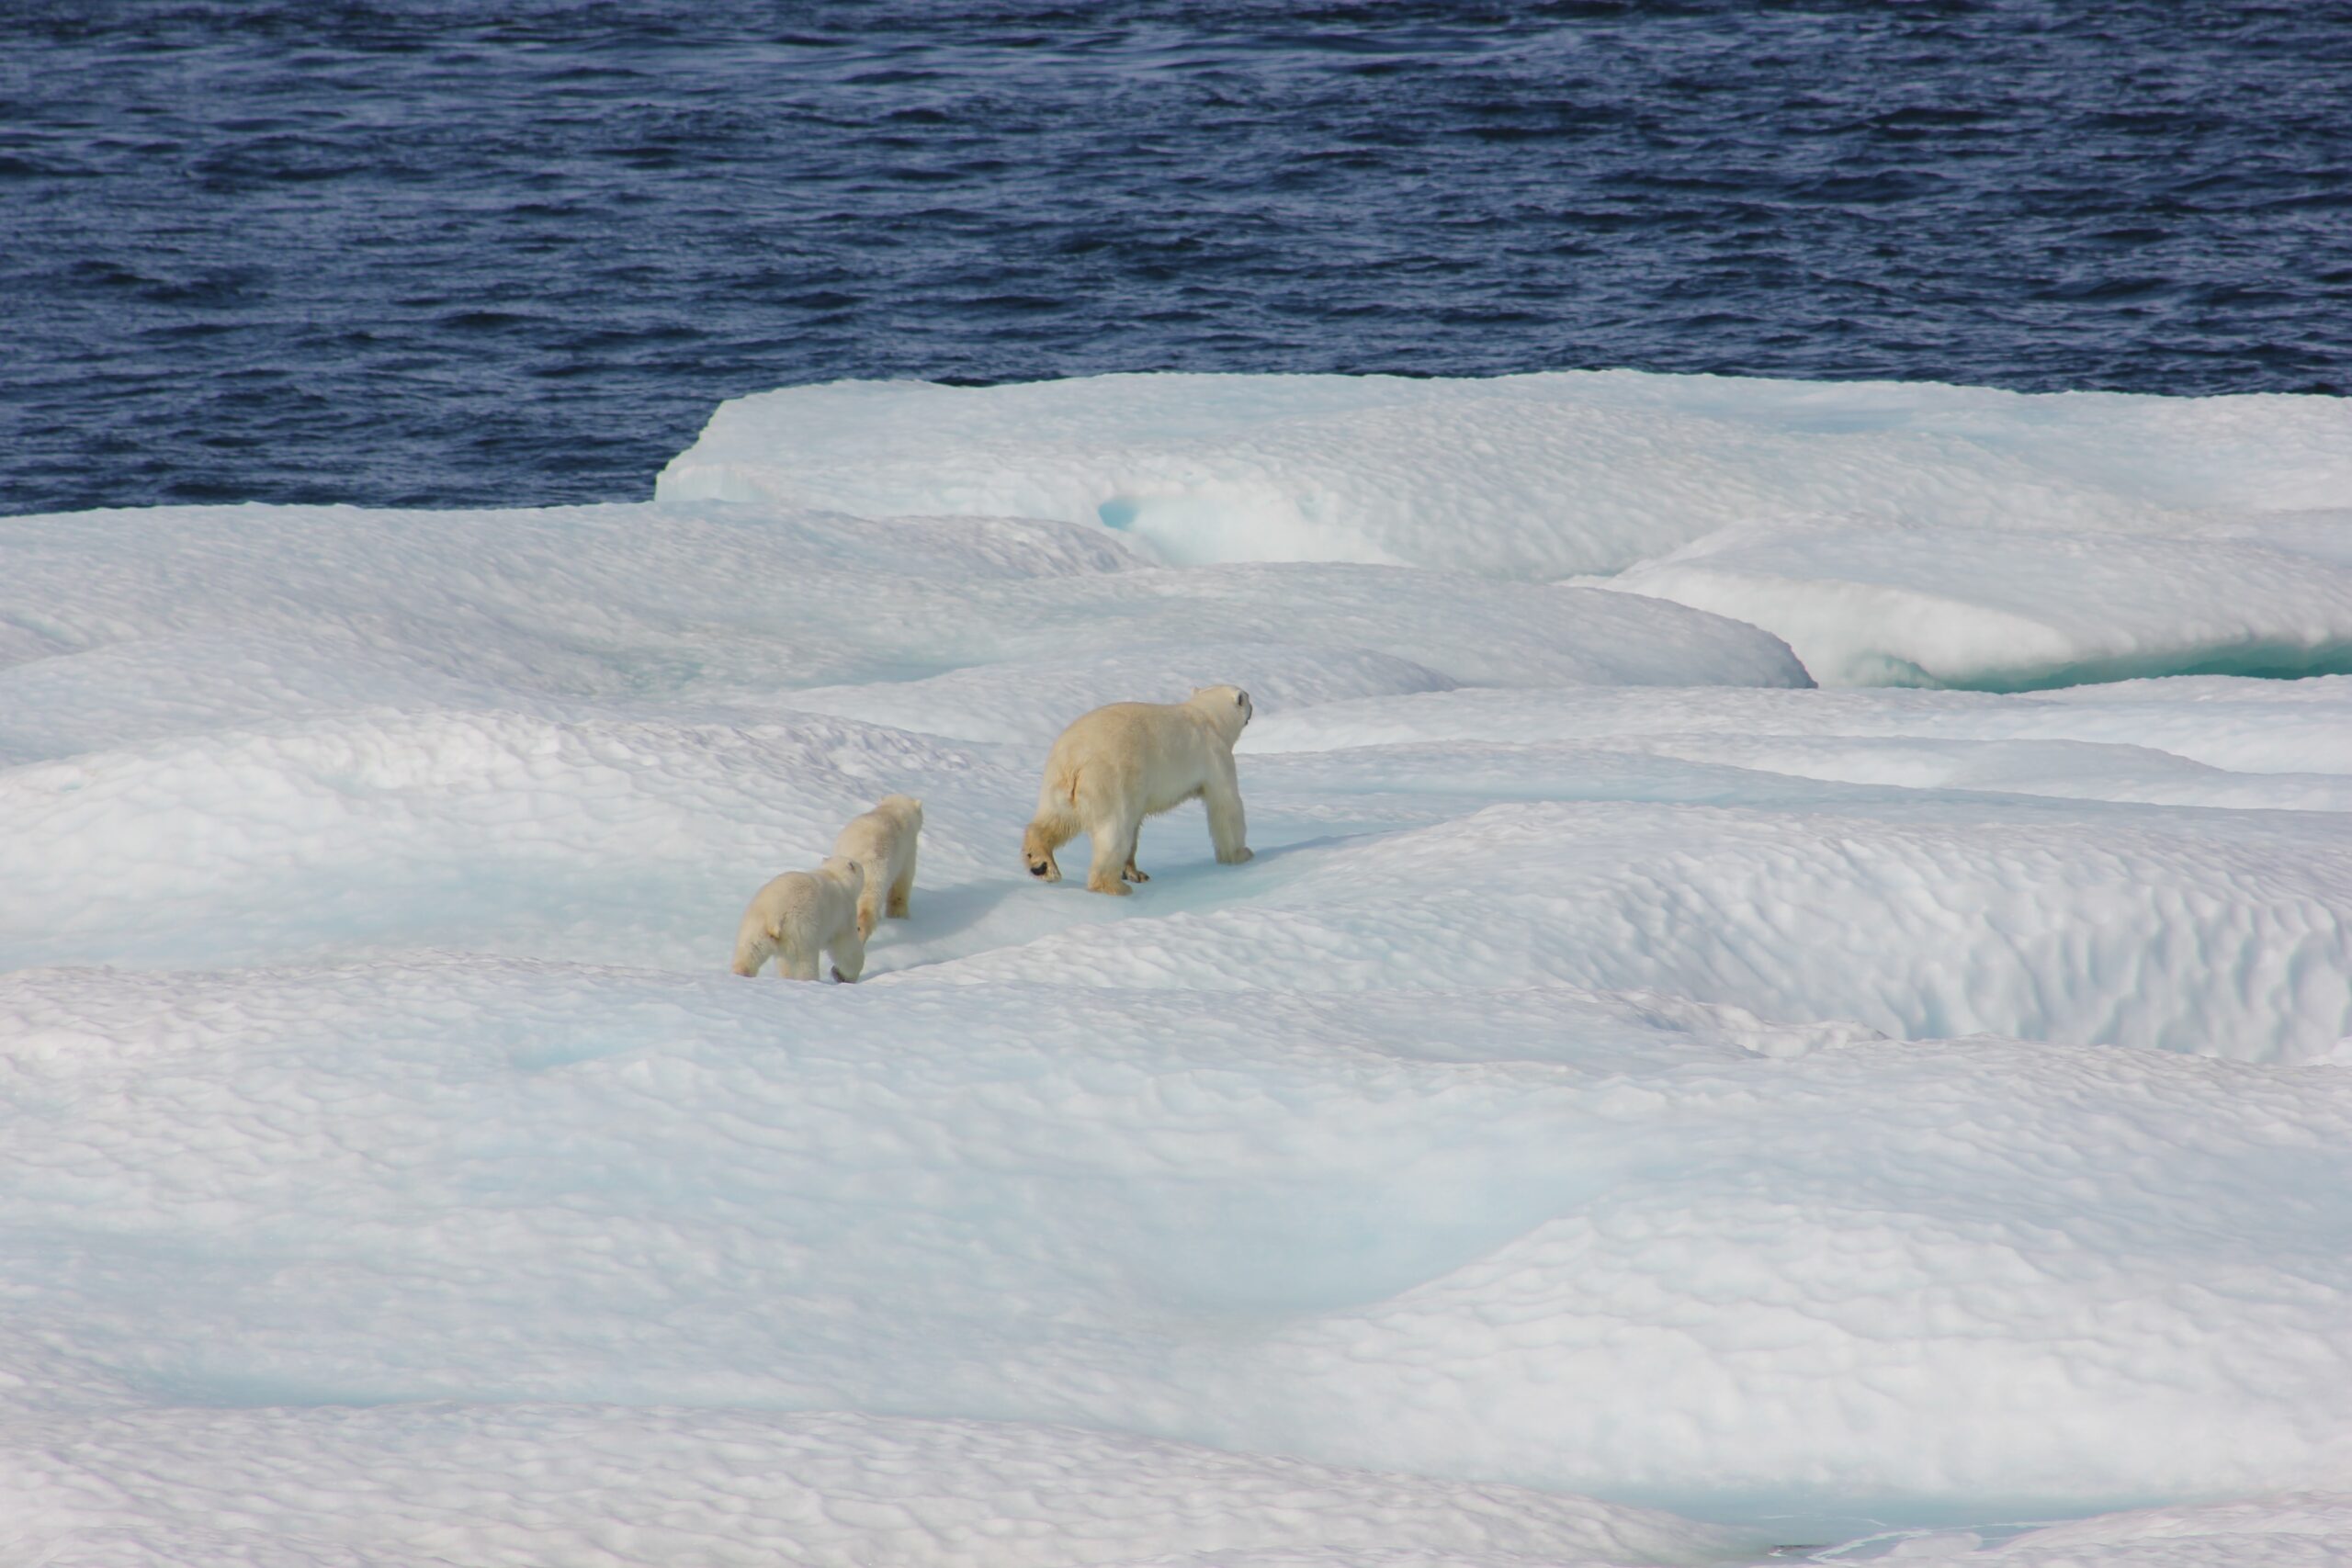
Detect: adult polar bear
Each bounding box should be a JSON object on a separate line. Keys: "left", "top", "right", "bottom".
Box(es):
{"left": 1023, "top": 685, "right": 1254, "bottom": 896}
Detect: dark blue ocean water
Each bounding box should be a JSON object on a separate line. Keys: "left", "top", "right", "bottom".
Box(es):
{"left": 4, "top": 1, "right": 2348, "bottom": 517}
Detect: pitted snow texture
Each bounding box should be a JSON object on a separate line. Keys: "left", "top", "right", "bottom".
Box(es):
{"left": 7, "top": 960, "right": 2352, "bottom": 1534}
{"left": 4, "top": 1408, "right": 1758, "bottom": 1568}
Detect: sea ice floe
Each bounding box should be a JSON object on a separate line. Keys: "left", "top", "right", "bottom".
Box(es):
{"left": 6, "top": 371, "right": 2352, "bottom": 1565}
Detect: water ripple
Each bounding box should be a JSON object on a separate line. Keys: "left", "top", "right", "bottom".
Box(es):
{"left": 1, "top": 0, "right": 2347, "bottom": 514}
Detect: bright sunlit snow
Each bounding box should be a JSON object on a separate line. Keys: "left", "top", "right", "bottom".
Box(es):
{"left": 6, "top": 371, "right": 2352, "bottom": 1566}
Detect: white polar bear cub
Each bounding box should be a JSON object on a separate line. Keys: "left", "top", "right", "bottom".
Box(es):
{"left": 731, "top": 855, "right": 866, "bottom": 981}
{"left": 1023, "top": 685, "right": 1254, "bottom": 896}
{"left": 832, "top": 793, "right": 922, "bottom": 938}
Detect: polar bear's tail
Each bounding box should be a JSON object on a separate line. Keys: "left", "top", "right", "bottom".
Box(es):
{"left": 730, "top": 918, "right": 778, "bottom": 976}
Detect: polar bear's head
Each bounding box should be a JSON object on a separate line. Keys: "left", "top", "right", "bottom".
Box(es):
{"left": 820, "top": 854, "right": 866, "bottom": 896}
{"left": 875, "top": 794, "right": 924, "bottom": 829}
{"left": 1186, "top": 684, "right": 1253, "bottom": 743}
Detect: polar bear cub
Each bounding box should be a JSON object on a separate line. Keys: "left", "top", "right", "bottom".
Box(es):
{"left": 832, "top": 793, "right": 922, "bottom": 938}
{"left": 1023, "top": 685, "right": 1254, "bottom": 896}
{"left": 731, "top": 855, "right": 867, "bottom": 981}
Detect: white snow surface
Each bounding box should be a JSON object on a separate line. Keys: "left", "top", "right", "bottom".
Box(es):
{"left": 8, "top": 371, "right": 2352, "bottom": 1566}
{"left": 659, "top": 371, "right": 2352, "bottom": 690}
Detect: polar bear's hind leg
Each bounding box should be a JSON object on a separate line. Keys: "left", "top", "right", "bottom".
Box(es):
{"left": 1086, "top": 814, "right": 1138, "bottom": 896}
{"left": 888, "top": 844, "right": 916, "bottom": 918}
{"left": 1023, "top": 815, "right": 1070, "bottom": 882}
{"left": 732, "top": 915, "right": 781, "bottom": 977}
{"left": 830, "top": 924, "right": 866, "bottom": 983}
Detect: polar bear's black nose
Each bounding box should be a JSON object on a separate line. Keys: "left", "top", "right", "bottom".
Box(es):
{"left": 1029, "top": 862, "right": 1048, "bottom": 876}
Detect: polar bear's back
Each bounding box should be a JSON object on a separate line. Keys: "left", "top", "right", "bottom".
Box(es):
{"left": 1043, "top": 701, "right": 1221, "bottom": 815}
{"left": 733, "top": 857, "right": 867, "bottom": 976}
{"left": 833, "top": 795, "right": 922, "bottom": 880}
{"left": 741, "top": 861, "right": 862, "bottom": 935}
{"left": 741, "top": 868, "right": 824, "bottom": 935}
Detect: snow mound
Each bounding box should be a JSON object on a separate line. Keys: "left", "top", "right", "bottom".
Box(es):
{"left": 771, "top": 566, "right": 1809, "bottom": 747}
{"left": 0, "top": 501, "right": 1140, "bottom": 741}
{"left": 0, "top": 504, "right": 1804, "bottom": 768}
{"left": 1246, "top": 678, "right": 2352, "bottom": 784}
{"left": 656, "top": 372, "right": 2352, "bottom": 579}
{"left": 938, "top": 793, "right": 2352, "bottom": 1062}
{"left": 1604, "top": 518, "right": 2352, "bottom": 689}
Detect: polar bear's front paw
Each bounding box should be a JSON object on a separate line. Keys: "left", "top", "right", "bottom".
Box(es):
{"left": 1219, "top": 846, "right": 1254, "bottom": 864}
{"left": 1088, "top": 878, "right": 1134, "bottom": 896}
